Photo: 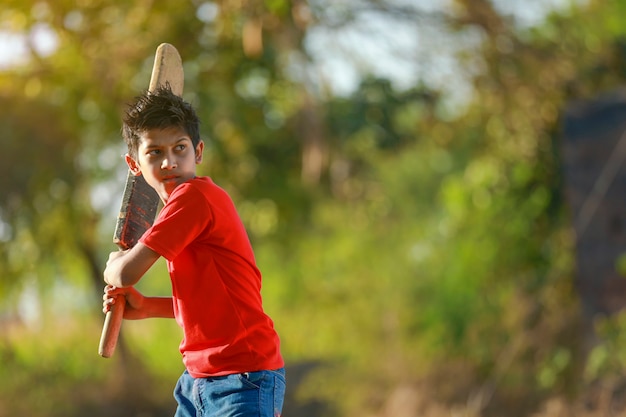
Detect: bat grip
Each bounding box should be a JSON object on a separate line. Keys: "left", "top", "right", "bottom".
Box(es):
{"left": 98, "top": 295, "right": 126, "bottom": 358}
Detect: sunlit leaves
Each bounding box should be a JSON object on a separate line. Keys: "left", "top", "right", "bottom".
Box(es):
{"left": 0, "top": 0, "right": 623, "bottom": 414}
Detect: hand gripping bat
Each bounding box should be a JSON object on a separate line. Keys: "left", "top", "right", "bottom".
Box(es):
{"left": 98, "top": 43, "right": 184, "bottom": 358}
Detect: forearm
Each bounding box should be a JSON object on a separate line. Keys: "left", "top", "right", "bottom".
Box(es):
{"left": 103, "top": 257, "right": 138, "bottom": 288}
{"left": 104, "top": 243, "right": 160, "bottom": 288}
{"left": 139, "top": 296, "right": 175, "bottom": 319}
{"left": 104, "top": 286, "right": 173, "bottom": 320}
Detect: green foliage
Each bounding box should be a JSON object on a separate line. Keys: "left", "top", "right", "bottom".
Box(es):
{"left": 2, "top": 0, "right": 626, "bottom": 416}
{"left": 617, "top": 253, "right": 626, "bottom": 277}
{"left": 1, "top": 319, "right": 105, "bottom": 416}
{"left": 0, "top": 316, "right": 179, "bottom": 416}
{"left": 585, "top": 312, "right": 626, "bottom": 382}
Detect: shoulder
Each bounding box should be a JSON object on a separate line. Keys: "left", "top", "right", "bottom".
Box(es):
{"left": 166, "top": 177, "right": 234, "bottom": 210}
{"left": 185, "top": 176, "right": 233, "bottom": 200}
{"left": 171, "top": 177, "right": 215, "bottom": 200}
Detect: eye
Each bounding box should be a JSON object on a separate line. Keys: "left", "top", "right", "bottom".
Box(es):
{"left": 147, "top": 149, "right": 161, "bottom": 156}
{"left": 175, "top": 144, "right": 186, "bottom": 152}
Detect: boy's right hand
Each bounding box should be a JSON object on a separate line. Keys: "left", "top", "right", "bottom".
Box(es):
{"left": 102, "top": 284, "right": 145, "bottom": 320}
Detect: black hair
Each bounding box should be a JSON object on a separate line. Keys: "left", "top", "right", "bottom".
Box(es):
{"left": 122, "top": 83, "right": 200, "bottom": 158}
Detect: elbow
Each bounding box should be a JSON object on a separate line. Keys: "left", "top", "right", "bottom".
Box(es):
{"left": 118, "top": 274, "right": 140, "bottom": 288}
{"left": 115, "top": 270, "right": 140, "bottom": 288}
{"left": 103, "top": 244, "right": 155, "bottom": 288}
{"left": 104, "top": 264, "right": 140, "bottom": 288}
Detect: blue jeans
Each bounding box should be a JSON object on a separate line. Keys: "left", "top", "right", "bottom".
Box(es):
{"left": 173, "top": 368, "right": 286, "bottom": 417}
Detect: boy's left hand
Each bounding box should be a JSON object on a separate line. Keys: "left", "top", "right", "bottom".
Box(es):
{"left": 106, "top": 249, "right": 129, "bottom": 264}
{"left": 104, "top": 249, "right": 129, "bottom": 287}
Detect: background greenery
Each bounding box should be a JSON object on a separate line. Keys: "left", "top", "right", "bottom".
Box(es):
{"left": 1, "top": 0, "right": 626, "bottom": 416}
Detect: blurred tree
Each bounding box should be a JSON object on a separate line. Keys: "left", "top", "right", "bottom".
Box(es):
{"left": 3, "top": 0, "right": 626, "bottom": 416}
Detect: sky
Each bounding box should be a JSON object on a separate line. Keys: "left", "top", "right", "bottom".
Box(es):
{"left": 0, "top": 23, "right": 57, "bottom": 69}
{"left": 303, "top": 0, "right": 584, "bottom": 103}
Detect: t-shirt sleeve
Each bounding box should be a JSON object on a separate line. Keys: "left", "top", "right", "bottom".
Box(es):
{"left": 140, "top": 182, "right": 212, "bottom": 261}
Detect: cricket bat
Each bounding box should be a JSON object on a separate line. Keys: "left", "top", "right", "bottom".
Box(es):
{"left": 98, "top": 43, "right": 184, "bottom": 358}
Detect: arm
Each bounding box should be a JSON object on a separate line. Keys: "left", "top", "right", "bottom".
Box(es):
{"left": 104, "top": 242, "right": 160, "bottom": 288}
{"left": 140, "top": 296, "right": 175, "bottom": 319}
{"left": 103, "top": 285, "right": 174, "bottom": 319}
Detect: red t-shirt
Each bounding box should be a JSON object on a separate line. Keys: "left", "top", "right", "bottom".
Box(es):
{"left": 139, "top": 176, "right": 283, "bottom": 377}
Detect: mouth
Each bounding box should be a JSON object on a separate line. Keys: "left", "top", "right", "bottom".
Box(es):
{"left": 161, "top": 175, "right": 180, "bottom": 183}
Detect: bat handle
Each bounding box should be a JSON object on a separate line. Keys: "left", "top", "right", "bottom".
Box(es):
{"left": 98, "top": 295, "right": 126, "bottom": 358}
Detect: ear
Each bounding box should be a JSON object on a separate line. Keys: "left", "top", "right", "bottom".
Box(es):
{"left": 195, "top": 140, "right": 204, "bottom": 164}
{"left": 125, "top": 154, "right": 142, "bottom": 176}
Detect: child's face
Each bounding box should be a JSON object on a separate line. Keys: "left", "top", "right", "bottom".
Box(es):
{"left": 126, "top": 126, "right": 203, "bottom": 203}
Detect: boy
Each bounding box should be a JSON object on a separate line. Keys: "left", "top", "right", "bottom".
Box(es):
{"left": 102, "top": 85, "right": 285, "bottom": 417}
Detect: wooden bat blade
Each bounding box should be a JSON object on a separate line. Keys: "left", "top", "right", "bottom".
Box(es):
{"left": 112, "top": 43, "right": 184, "bottom": 249}
{"left": 99, "top": 43, "right": 184, "bottom": 358}
{"left": 112, "top": 172, "right": 160, "bottom": 250}
{"left": 149, "top": 43, "right": 184, "bottom": 95}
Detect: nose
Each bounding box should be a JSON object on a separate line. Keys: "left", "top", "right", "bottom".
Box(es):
{"left": 161, "top": 153, "right": 177, "bottom": 170}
